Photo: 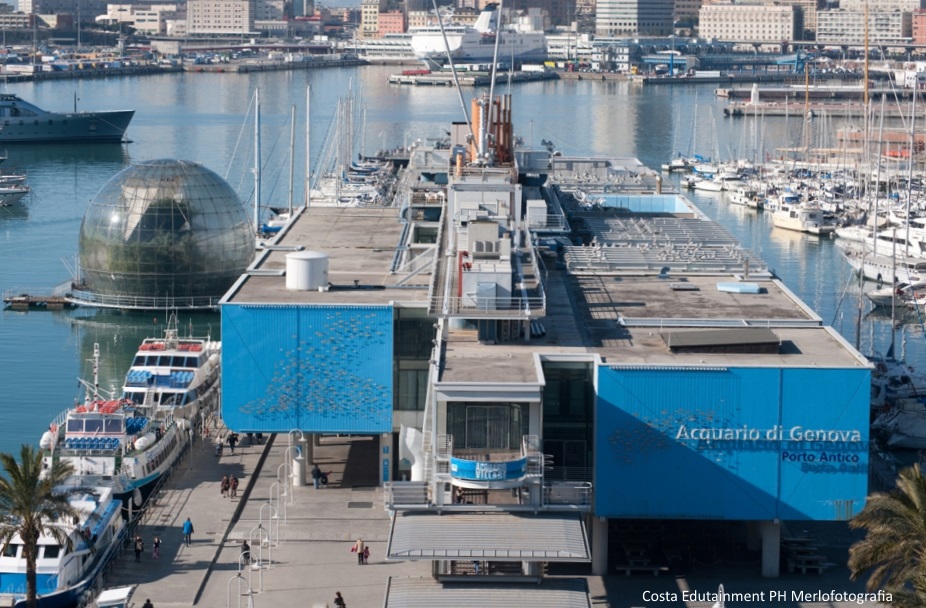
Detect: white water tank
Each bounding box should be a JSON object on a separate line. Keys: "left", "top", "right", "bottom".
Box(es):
{"left": 286, "top": 251, "right": 329, "bottom": 291}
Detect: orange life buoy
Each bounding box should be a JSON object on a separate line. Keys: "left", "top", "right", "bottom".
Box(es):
{"left": 190, "top": 344, "right": 202, "bottom": 352}
{"left": 152, "top": 342, "right": 165, "bottom": 351}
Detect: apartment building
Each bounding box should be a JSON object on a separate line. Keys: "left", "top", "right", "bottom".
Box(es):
{"left": 596, "top": 0, "right": 673, "bottom": 36}
{"left": 186, "top": 0, "right": 255, "bottom": 36}
{"left": 817, "top": 9, "right": 912, "bottom": 44}
{"left": 699, "top": 3, "right": 802, "bottom": 42}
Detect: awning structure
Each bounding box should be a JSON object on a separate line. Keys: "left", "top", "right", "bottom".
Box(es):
{"left": 386, "top": 512, "right": 590, "bottom": 562}
{"left": 384, "top": 577, "right": 591, "bottom": 608}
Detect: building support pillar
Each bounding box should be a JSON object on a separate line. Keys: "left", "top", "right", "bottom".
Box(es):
{"left": 761, "top": 520, "right": 781, "bottom": 578}
{"left": 379, "top": 433, "right": 392, "bottom": 486}
{"left": 591, "top": 516, "right": 608, "bottom": 576}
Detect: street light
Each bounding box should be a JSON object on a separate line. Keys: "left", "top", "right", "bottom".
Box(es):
{"left": 226, "top": 572, "right": 255, "bottom": 608}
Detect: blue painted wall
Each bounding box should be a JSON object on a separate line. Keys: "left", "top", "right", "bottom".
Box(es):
{"left": 221, "top": 304, "right": 393, "bottom": 433}
{"left": 595, "top": 367, "right": 869, "bottom": 521}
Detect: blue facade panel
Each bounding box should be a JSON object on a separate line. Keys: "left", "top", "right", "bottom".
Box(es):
{"left": 595, "top": 367, "right": 869, "bottom": 521}
{"left": 221, "top": 304, "right": 393, "bottom": 433}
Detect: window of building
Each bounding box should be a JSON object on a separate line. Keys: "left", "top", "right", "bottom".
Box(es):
{"left": 447, "top": 402, "right": 528, "bottom": 450}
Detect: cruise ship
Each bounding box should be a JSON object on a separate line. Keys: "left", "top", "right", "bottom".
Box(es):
{"left": 409, "top": 4, "right": 547, "bottom": 69}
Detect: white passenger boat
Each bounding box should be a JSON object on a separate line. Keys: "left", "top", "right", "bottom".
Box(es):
{"left": 0, "top": 480, "right": 126, "bottom": 608}
{"left": 42, "top": 323, "right": 220, "bottom": 505}
{"left": 409, "top": 4, "right": 546, "bottom": 70}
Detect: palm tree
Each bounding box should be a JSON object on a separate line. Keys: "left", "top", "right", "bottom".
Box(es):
{"left": 0, "top": 444, "right": 79, "bottom": 608}
{"left": 848, "top": 463, "right": 926, "bottom": 606}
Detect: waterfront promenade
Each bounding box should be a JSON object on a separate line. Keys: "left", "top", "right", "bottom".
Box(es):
{"left": 99, "top": 426, "right": 887, "bottom": 608}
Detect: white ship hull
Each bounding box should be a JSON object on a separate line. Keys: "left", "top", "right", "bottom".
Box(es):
{"left": 410, "top": 30, "right": 546, "bottom": 69}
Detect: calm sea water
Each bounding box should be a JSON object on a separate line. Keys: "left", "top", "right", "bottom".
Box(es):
{"left": 0, "top": 67, "right": 919, "bottom": 456}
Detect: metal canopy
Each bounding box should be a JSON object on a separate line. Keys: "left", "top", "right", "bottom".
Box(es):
{"left": 386, "top": 512, "right": 590, "bottom": 562}
{"left": 384, "top": 576, "right": 591, "bottom": 608}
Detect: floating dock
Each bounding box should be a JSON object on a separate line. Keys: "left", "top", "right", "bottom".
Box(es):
{"left": 2, "top": 293, "right": 78, "bottom": 310}
{"left": 716, "top": 86, "right": 910, "bottom": 101}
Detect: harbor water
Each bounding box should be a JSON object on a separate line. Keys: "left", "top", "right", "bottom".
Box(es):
{"left": 0, "top": 66, "right": 920, "bottom": 456}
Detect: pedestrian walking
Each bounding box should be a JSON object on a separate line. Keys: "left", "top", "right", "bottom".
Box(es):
{"left": 362, "top": 545, "right": 370, "bottom": 565}
{"left": 220, "top": 474, "right": 229, "bottom": 498}
{"left": 133, "top": 536, "right": 144, "bottom": 563}
{"left": 351, "top": 538, "right": 364, "bottom": 565}
{"left": 182, "top": 517, "right": 194, "bottom": 546}
{"left": 333, "top": 591, "right": 346, "bottom": 607}
{"left": 142, "top": 600, "right": 154, "bottom": 608}
{"left": 152, "top": 536, "right": 161, "bottom": 559}
{"left": 228, "top": 432, "right": 238, "bottom": 454}
{"left": 230, "top": 475, "right": 239, "bottom": 498}
{"left": 311, "top": 463, "right": 322, "bottom": 489}
{"left": 240, "top": 540, "right": 251, "bottom": 564}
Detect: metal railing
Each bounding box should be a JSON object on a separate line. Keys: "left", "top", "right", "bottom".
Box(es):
{"left": 67, "top": 288, "right": 220, "bottom": 311}
{"left": 427, "top": 295, "right": 545, "bottom": 318}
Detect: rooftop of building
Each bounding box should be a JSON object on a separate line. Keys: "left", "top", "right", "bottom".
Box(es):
{"left": 223, "top": 205, "right": 432, "bottom": 307}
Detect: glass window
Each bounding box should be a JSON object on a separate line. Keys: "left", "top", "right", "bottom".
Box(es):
{"left": 396, "top": 369, "right": 427, "bottom": 411}
{"left": 42, "top": 545, "right": 61, "bottom": 559}
{"left": 172, "top": 356, "right": 185, "bottom": 367}
{"left": 67, "top": 420, "right": 83, "bottom": 432}
{"left": 447, "top": 403, "right": 527, "bottom": 450}
{"left": 105, "top": 419, "right": 123, "bottom": 433}
{"left": 84, "top": 420, "right": 103, "bottom": 433}
{"left": 4, "top": 544, "right": 20, "bottom": 557}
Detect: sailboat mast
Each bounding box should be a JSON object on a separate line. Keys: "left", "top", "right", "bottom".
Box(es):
{"left": 254, "top": 87, "right": 261, "bottom": 234}
{"left": 305, "top": 85, "right": 312, "bottom": 207}
{"left": 905, "top": 78, "right": 917, "bottom": 258}
{"left": 288, "top": 104, "right": 296, "bottom": 216}
{"left": 864, "top": 0, "right": 870, "bottom": 108}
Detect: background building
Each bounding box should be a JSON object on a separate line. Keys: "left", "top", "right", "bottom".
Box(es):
{"left": 187, "top": 0, "right": 255, "bottom": 35}
{"left": 596, "top": 0, "right": 673, "bottom": 37}
{"left": 817, "top": 9, "right": 912, "bottom": 45}
{"left": 699, "top": 4, "right": 803, "bottom": 43}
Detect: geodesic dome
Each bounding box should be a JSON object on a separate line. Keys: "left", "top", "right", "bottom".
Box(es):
{"left": 78, "top": 159, "right": 253, "bottom": 302}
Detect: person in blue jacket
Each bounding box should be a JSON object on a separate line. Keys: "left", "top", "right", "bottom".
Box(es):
{"left": 182, "top": 517, "right": 194, "bottom": 546}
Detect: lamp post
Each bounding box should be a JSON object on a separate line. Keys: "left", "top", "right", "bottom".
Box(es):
{"left": 226, "top": 572, "right": 255, "bottom": 608}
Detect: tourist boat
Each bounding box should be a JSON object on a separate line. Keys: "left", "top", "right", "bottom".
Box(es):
{"left": 0, "top": 94, "right": 133, "bottom": 143}
{"left": 0, "top": 479, "right": 127, "bottom": 608}
{"left": 41, "top": 325, "right": 220, "bottom": 504}
{"left": 409, "top": 4, "right": 546, "bottom": 70}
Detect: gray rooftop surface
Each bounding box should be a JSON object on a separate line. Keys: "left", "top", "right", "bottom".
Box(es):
{"left": 226, "top": 206, "right": 432, "bottom": 306}
{"left": 384, "top": 577, "right": 592, "bottom": 608}
{"left": 387, "top": 512, "right": 590, "bottom": 561}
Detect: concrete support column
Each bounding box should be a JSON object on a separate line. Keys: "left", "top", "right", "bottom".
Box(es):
{"left": 379, "top": 433, "right": 392, "bottom": 486}
{"left": 591, "top": 516, "right": 608, "bottom": 576}
{"left": 303, "top": 435, "right": 315, "bottom": 468}
{"left": 745, "top": 521, "right": 761, "bottom": 552}
{"left": 525, "top": 561, "right": 540, "bottom": 576}
{"left": 313, "top": 433, "right": 321, "bottom": 447}
{"left": 761, "top": 520, "right": 781, "bottom": 578}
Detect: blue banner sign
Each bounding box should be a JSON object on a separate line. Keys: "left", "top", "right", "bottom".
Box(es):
{"left": 450, "top": 457, "right": 527, "bottom": 481}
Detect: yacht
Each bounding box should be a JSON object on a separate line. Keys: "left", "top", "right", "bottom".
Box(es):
{"left": 771, "top": 199, "right": 835, "bottom": 235}
{"left": 409, "top": 4, "right": 547, "bottom": 70}
{"left": 0, "top": 94, "right": 133, "bottom": 143}
{"left": 0, "top": 480, "right": 126, "bottom": 608}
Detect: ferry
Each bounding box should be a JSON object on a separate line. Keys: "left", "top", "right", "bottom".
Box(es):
{"left": 41, "top": 324, "right": 220, "bottom": 506}
{"left": 0, "top": 481, "right": 126, "bottom": 608}
{"left": 0, "top": 94, "right": 133, "bottom": 143}
{"left": 409, "top": 4, "right": 546, "bottom": 70}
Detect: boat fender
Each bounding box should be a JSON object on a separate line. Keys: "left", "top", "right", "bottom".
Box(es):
{"left": 134, "top": 432, "right": 156, "bottom": 450}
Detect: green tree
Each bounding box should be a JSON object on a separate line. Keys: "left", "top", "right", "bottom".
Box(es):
{"left": 849, "top": 463, "right": 926, "bottom": 607}
{"left": 0, "top": 445, "right": 79, "bottom": 608}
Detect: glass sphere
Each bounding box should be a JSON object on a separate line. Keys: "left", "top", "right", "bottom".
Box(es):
{"left": 78, "top": 159, "right": 253, "bottom": 301}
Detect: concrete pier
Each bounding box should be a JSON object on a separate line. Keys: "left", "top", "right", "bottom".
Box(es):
{"left": 100, "top": 429, "right": 881, "bottom": 607}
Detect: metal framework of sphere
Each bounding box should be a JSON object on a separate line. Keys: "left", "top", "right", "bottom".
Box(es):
{"left": 77, "top": 159, "right": 253, "bottom": 307}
